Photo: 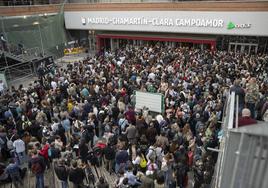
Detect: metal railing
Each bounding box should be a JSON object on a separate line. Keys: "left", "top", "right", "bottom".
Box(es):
{"left": 0, "top": 61, "right": 35, "bottom": 85}
{"left": 212, "top": 91, "right": 268, "bottom": 188}
{"left": 211, "top": 92, "right": 235, "bottom": 188}
{"left": 1, "top": 0, "right": 252, "bottom": 6}
{"left": 0, "top": 41, "right": 44, "bottom": 86}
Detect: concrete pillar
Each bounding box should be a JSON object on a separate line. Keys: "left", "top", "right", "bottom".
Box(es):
{"left": 110, "top": 38, "right": 114, "bottom": 51}
{"left": 234, "top": 44, "right": 237, "bottom": 53}
{"left": 255, "top": 46, "right": 258, "bottom": 54}
{"left": 115, "top": 39, "right": 119, "bottom": 49}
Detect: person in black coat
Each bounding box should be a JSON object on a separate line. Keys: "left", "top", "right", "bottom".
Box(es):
{"left": 79, "top": 139, "right": 89, "bottom": 163}
{"left": 103, "top": 143, "right": 116, "bottom": 174}
{"left": 69, "top": 160, "right": 86, "bottom": 188}
{"left": 54, "top": 159, "right": 69, "bottom": 188}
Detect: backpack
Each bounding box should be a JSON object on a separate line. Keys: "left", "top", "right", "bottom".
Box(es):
{"left": 104, "top": 146, "right": 115, "bottom": 160}
{"left": 139, "top": 155, "right": 147, "bottom": 168}
{"left": 56, "top": 124, "right": 65, "bottom": 136}
{"left": 146, "top": 148, "right": 156, "bottom": 161}
{"left": 139, "top": 144, "right": 148, "bottom": 154}
{"left": 6, "top": 136, "right": 13, "bottom": 150}
{"left": 108, "top": 135, "right": 118, "bottom": 146}
{"left": 48, "top": 148, "right": 60, "bottom": 159}
{"left": 87, "top": 152, "right": 98, "bottom": 166}
{"left": 93, "top": 146, "right": 103, "bottom": 157}
{"left": 31, "top": 162, "right": 42, "bottom": 174}
{"left": 48, "top": 148, "right": 52, "bottom": 158}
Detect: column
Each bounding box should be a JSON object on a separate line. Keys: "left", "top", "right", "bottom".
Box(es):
{"left": 241, "top": 45, "right": 245, "bottom": 53}
{"left": 255, "top": 45, "right": 258, "bottom": 54}
{"left": 110, "top": 38, "right": 114, "bottom": 52}
{"left": 88, "top": 36, "right": 92, "bottom": 51}
{"left": 234, "top": 44, "right": 237, "bottom": 53}
{"left": 115, "top": 39, "right": 119, "bottom": 50}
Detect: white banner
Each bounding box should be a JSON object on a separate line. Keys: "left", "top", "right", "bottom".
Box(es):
{"left": 135, "top": 91, "right": 164, "bottom": 113}
{"left": 65, "top": 11, "right": 268, "bottom": 36}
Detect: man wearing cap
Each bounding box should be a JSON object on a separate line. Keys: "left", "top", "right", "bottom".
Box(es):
{"left": 238, "top": 108, "right": 257, "bottom": 127}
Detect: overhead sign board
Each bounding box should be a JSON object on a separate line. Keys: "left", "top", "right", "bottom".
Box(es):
{"left": 65, "top": 11, "right": 268, "bottom": 36}
{"left": 135, "top": 91, "right": 164, "bottom": 113}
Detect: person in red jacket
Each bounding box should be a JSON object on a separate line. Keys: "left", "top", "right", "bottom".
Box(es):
{"left": 29, "top": 149, "right": 46, "bottom": 188}
{"left": 39, "top": 140, "right": 50, "bottom": 169}
{"left": 238, "top": 108, "right": 257, "bottom": 127}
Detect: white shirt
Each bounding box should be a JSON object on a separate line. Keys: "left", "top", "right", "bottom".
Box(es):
{"left": 132, "top": 156, "right": 141, "bottom": 165}
{"left": 13, "top": 139, "right": 25, "bottom": 153}
{"left": 51, "top": 81, "right": 57, "bottom": 90}
{"left": 51, "top": 122, "right": 59, "bottom": 133}
{"left": 148, "top": 73, "right": 156, "bottom": 81}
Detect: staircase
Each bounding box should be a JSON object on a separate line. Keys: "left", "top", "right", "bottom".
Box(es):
{"left": 0, "top": 45, "right": 43, "bottom": 83}
{"left": 0, "top": 47, "right": 41, "bottom": 65}
{"left": 0, "top": 49, "right": 30, "bottom": 63}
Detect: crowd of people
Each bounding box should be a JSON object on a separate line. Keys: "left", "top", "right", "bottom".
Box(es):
{"left": 0, "top": 44, "right": 268, "bottom": 188}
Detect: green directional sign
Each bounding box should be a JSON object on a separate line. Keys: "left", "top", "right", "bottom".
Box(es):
{"left": 227, "top": 22, "right": 236, "bottom": 30}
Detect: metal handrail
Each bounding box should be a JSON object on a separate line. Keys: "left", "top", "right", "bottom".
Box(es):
{"left": 0, "top": 0, "right": 214, "bottom": 6}
{"left": 212, "top": 92, "right": 236, "bottom": 188}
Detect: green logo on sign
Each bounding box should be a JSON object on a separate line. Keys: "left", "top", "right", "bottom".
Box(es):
{"left": 227, "top": 22, "right": 236, "bottom": 30}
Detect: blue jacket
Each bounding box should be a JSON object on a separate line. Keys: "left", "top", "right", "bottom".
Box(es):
{"left": 115, "top": 150, "right": 128, "bottom": 164}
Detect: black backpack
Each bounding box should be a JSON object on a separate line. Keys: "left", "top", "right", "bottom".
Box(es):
{"left": 108, "top": 135, "right": 117, "bottom": 146}
{"left": 104, "top": 145, "right": 115, "bottom": 160}
{"left": 57, "top": 124, "right": 65, "bottom": 136}
{"left": 83, "top": 130, "right": 91, "bottom": 143}
{"left": 49, "top": 147, "right": 60, "bottom": 159}
{"left": 139, "top": 144, "right": 148, "bottom": 155}
{"left": 87, "top": 152, "right": 99, "bottom": 166}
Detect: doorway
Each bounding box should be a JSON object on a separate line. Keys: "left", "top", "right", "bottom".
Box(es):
{"left": 228, "top": 42, "right": 258, "bottom": 54}
{"left": 97, "top": 35, "right": 216, "bottom": 52}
